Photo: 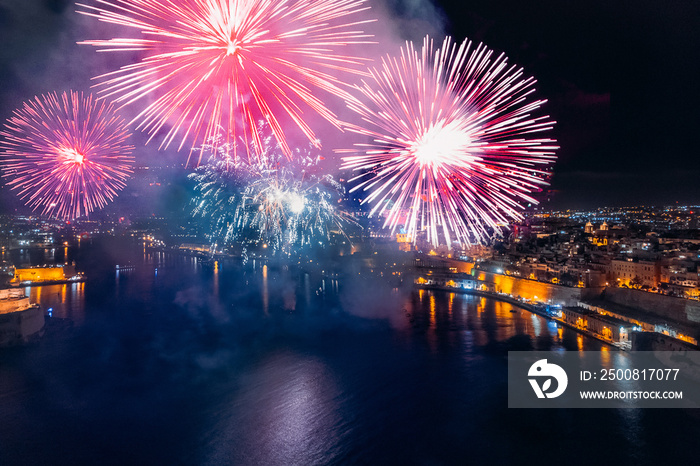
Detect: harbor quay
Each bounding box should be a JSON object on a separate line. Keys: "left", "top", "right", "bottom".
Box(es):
{"left": 412, "top": 255, "right": 700, "bottom": 350}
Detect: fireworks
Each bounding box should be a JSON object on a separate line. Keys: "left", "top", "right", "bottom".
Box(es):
{"left": 339, "top": 36, "right": 558, "bottom": 246}
{"left": 242, "top": 167, "right": 304, "bottom": 247}
{"left": 190, "top": 133, "right": 356, "bottom": 251}
{"left": 0, "top": 91, "right": 134, "bottom": 220}
{"left": 240, "top": 161, "right": 352, "bottom": 250}
{"left": 189, "top": 158, "right": 245, "bottom": 243}
{"left": 78, "top": 0, "right": 374, "bottom": 160}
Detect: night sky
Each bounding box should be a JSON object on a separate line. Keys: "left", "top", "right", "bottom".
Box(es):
{"left": 0, "top": 0, "right": 698, "bottom": 212}
{"left": 436, "top": 0, "right": 699, "bottom": 208}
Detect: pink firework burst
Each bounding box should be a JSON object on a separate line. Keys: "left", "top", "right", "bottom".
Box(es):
{"left": 339, "top": 36, "right": 559, "bottom": 247}
{"left": 0, "top": 91, "right": 134, "bottom": 220}
{"left": 78, "top": 0, "right": 374, "bottom": 161}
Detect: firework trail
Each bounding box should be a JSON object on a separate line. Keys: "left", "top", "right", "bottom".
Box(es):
{"left": 339, "top": 36, "right": 558, "bottom": 247}
{"left": 242, "top": 167, "right": 303, "bottom": 248}
{"left": 0, "top": 91, "right": 134, "bottom": 220}
{"left": 189, "top": 158, "right": 245, "bottom": 243}
{"left": 296, "top": 174, "right": 357, "bottom": 245}
{"left": 194, "top": 120, "right": 322, "bottom": 171}
{"left": 189, "top": 125, "right": 320, "bottom": 244}
{"left": 190, "top": 131, "right": 356, "bottom": 251}
{"left": 78, "top": 0, "right": 374, "bottom": 161}
{"left": 240, "top": 164, "right": 356, "bottom": 251}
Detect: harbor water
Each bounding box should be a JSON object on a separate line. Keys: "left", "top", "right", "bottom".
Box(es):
{"left": 1, "top": 239, "right": 699, "bottom": 465}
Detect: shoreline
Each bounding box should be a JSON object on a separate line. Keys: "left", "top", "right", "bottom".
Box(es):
{"left": 416, "top": 284, "right": 622, "bottom": 350}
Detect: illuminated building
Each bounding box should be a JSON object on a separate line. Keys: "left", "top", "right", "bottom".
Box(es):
{"left": 396, "top": 233, "right": 413, "bottom": 252}
{"left": 611, "top": 259, "right": 659, "bottom": 288}
{"left": 562, "top": 306, "right": 634, "bottom": 343}
{"left": 12, "top": 265, "right": 79, "bottom": 285}
{"left": 0, "top": 288, "right": 43, "bottom": 346}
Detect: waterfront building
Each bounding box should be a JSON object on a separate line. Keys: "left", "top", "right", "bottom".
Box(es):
{"left": 562, "top": 306, "right": 634, "bottom": 343}
{"left": 562, "top": 306, "right": 594, "bottom": 329}
{"left": 179, "top": 243, "right": 213, "bottom": 253}
{"left": 12, "top": 265, "right": 79, "bottom": 285}
{"left": 0, "top": 288, "right": 43, "bottom": 346}
{"left": 585, "top": 313, "right": 634, "bottom": 343}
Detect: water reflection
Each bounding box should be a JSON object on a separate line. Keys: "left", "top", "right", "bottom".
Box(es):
{"left": 304, "top": 273, "right": 311, "bottom": 307}
{"left": 206, "top": 353, "right": 343, "bottom": 464}
{"left": 213, "top": 260, "right": 219, "bottom": 298}
{"left": 27, "top": 282, "right": 85, "bottom": 325}
{"left": 17, "top": 250, "right": 608, "bottom": 356}
{"left": 262, "top": 264, "right": 269, "bottom": 315}
{"left": 6, "top": 245, "right": 698, "bottom": 466}
{"left": 402, "top": 289, "right": 604, "bottom": 352}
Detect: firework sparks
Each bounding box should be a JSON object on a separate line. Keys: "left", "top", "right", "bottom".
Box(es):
{"left": 189, "top": 159, "right": 245, "bottom": 243}
{"left": 240, "top": 164, "right": 356, "bottom": 251}
{"left": 78, "top": 0, "right": 374, "bottom": 160}
{"left": 243, "top": 168, "right": 303, "bottom": 246}
{"left": 190, "top": 133, "right": 356, "bottom": 251}
{"left": 339, "top": 36, "right": 558, "bottom": 247}
{"left": 0, "top": 91, "right": 134, "bottom": 220}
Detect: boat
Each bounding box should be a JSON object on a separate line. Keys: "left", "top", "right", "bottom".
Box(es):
{"left": 0, "top": 288, "right": 44, "bottom": 346}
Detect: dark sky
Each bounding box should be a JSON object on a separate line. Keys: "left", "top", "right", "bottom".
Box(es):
{"left": 436, "top": 0, "right": 700, "bottom": 208}
{"left": 0, "top": 0, "right": 698, "bottom": 212}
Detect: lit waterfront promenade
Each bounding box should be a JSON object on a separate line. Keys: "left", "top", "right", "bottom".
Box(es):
{"left": 415, "top": 282, "right": 623, "bottom": 350}
{"left": 413, "top": 253, "right": 699, "bottom": 349}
